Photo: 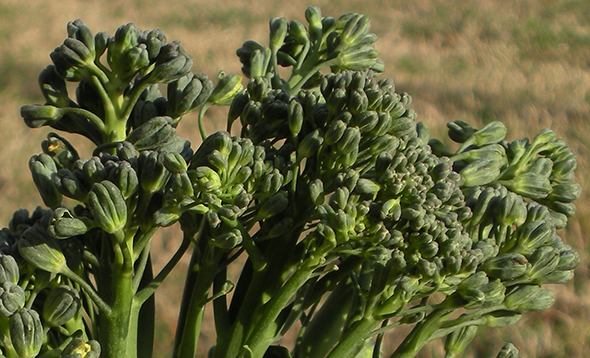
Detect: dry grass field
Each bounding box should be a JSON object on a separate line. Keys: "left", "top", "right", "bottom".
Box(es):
{"left": 0, "top": 0, "right": 589, "bottom": 356}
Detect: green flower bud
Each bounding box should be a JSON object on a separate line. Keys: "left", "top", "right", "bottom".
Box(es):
{"left": 127, "top": 116, "right": 176, "bottom": 151}
{"left": 61, "top": 338, "right": 101, "bottom": 358}
{"left": 94, "top": 31, "right": 109, "bottom": 59}
{"left": 309, "top": 179, "right": 324, "bottom": 206}
{"left": 10, "top": 308, "right": 43, "bottom": 358}
{"left": 473, "top": 121, "right": 508, "bottom": 146}
{"left": 208, "top": 73, "right": 244, "bottom": 106}
{"left": 167, "top": 73, "right": 213, "bottom": 117}
{"left": 269, "top": 17, "right": 288, "bottom": 50}
{"left": 495, "top": 343, "right": 521, "bottom": 358}
{"left": 514, "top": 220, "right": 554, "bottom": 254}
{"left": 444, "top": 324, "right": 478, "bottom": 357}
{"left": 524, "top": 246, "right": 559, "bottom": 281}
{"left": 504, "top": 285, "right": 554, "bottom": 313}
{"left": 547, "top": 182, "right": 582, "bottom": 203}
{"left": 48, "top": 208, "right": 91, "bottom": 239}
{"left": 527, "top": 157, "right": 553, "bottom": 178}
{"left": 482, "top": 253, "right": 528, "bottom": 281}
{"left": 555, "top": 246, "right": 580, "bottom": 271}
{"left": 43, "top": 285, "right": 81, "bottom": 327}
{"left": 503, "top": 173, "right": 551, "bottom": 200}
{"left": 485, "top": 310, "right": 522, "bottom": 328}
{"left": 228, "top": 91, "right": 250, "bottom": 128}
{"left": 532, "top": 269, "right": 574, "bottom": 284}
{"left": 0, "top": 255, "right": 19, "bottom": 285}
{"left": 108, "top": 161, "right": 139, "bottom": 199}
{"left": 53, "top": 169, "right": 87, "bottom": 202}
{"left": 148, "top": 41, "right": 193, "bottom": 83}
{"left": 305, "top": 6, "right": 323, "bottom": 43}
{"left": 258, "top": 191, "right": 289, "bottom": 220}
{"left": 335, "top": 126, "right": 361, "bottom": 154}
{"left": 19, "top": 224, "right": 67, "bottom": 274}
{"left": 298, "top": 129, "right": 324, "bottom": 160}
{"left": 107, "top": 23, "right": 140, "bottom": 69}
{"left": 459, "top": 159, "right": 504, "bottom": 187}
{"left": 21, "top": 105, "right": 64, "bottom": 128}
{"left": 38, "top": 65, "right": 70, "bottom": 107}
{"left": 355, "top": 178, "right": 380, "bottom": 196}
{"left": 0, "top": 282, "right": 25, "bottom": 317}
{"left": 87, "top": 181, "right": 128, "bottom": 236}
{"left": 447, "top": 120, "right": 476, "bottom": 143}
{"left": 212, "top": 228, "right": 243, "bottom": 250}
{"left": 139, "top": 151, "right": 170, "bottom": 193}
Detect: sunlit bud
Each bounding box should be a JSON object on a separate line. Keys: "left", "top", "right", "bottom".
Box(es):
{"left": 472, "top": 121, "right": 508, "bottom": 146}
{"left": 380, "top": 198, "right": 401, "bottom": 221}
{"left": 93, "top": 31, "right": 109, "bottom": 59}
{"left": 309, "top": 179, "right": 324, "bottom": 206}
{"left": 348, "top": 89, "right": 369, "bottom": 114}
{"left": 87, "top": 181, "right": 128, "bottom": 235}
{"left": 0, "top": 255, "right": 19, "bottom": 284}
{"left": 459, "top": 159, "right": 504, "bottom": 187}
{"left": 107, "top": 23, "right": 140, "bottom": 70}
{"left": 498, "top": 192, "right": 527, "bottom": 227}
{"left": 167, "top": 73, "right": 213, "bottom": 117}
{"left": 0, "top": 282, "right": 25, "bottom": 317}
{"left": 269, "top": 17, "right": 288, "bottom": 50}
{"left": 43, "top": 285, "right": 81, "bottom": 327}
{"left": 389, "top": 116, "right": 416, "bottom": 138}
{"left": 444, "top": 324, "right": 478, "bottom": 357}
{"left": 61, "top": 338, "right": 101, "bottom": 358}
{"left": 504, "top": 172, "right": 551, "bottom": 200}
{"left": 10, "top": 308, "right": 43, "bottom": 358}
{"left": 127, "top": 116, "right": 175, "bottom": 151}
{"left": 485, "top": 310, "right": 522, "bottom": 328}
{"left": 530, "top": 128, "right": 556, "bottom": 148}
{"left": 326, "top": 88, "right": 347, "bottom": 113}
{"left": 482, "top": 253, "right": 528, "bottom": 281}
{"left": 304, "top": 6, "right": 323, "bottom": 43}
{"left": 355, "top": 178, "right": 380, "bottom": 196}
{"left": 514, "top": 220, "right": 554, "bottom": 254}
{"left": 532, "top": 269, "right": 574, "bottom": 284}
{"left": 526, "top": 246, "right": 560, "bottom": 280}
{"left": 504, "top": 285, "right": 554, "bottom": 313}
{"left": 335, "top": 127, "right": 361, "bottom": 154}
{"left": 213, "top": 229, "right": 243, "bottom": 250}
{"left": 208, "top": 73, "right": 244, "bottom": 106}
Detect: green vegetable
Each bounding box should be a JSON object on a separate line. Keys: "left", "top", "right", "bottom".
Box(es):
{"left": 0, "top": 8, "right": 580, "bottom": 358}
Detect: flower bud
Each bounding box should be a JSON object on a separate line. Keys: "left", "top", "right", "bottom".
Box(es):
{"left": 21, "top": 105, "right": 64, "bottom": 128}
{"left": 258, "top": 191, "right": 289, "bottom": 220}
{"left": 208, "top": 73, "right": 244, "bottom": 106}
{"left": 0, "top": 282, "right": 25, "bottom": 317}
{"left": 148, "top": 41, "right": 193, "bottom": 83}
{"left": 0, "top": 255, "right": 19, "bottom": 285}
{"left": 495, "top": 343, "right": 520, "bottom": 358}
{"left": 269, "top": 17, "right": 288, "bottom": 50}
{"left": 482, "top": 253, "right": 528, "bottom": 281}
{"left": 87, "top": 181, "right": 128, "bottom": 235}
{"left": 61, "top": 338, "right": 101, "bottom": 358}
{"left": 459, "top": 159, "right": 504, "bottom": 187}
{"left": 38, "top": 65, "right": 70, "bottom": 107}
{"left": 504, "top": 173, "right": 551, "bottom": 200}
{"left": 212, "top": 228, "right": 243, "bottom": 250}
{"left": 10, "top": 308, "right": 43, "bottom": 358}
{"left": 48, "top": 208, "right": 91, "bottom": 239}
{"left": 485, "top": 310, "right": 522, "bottom": 328}
{"left": 297, "top": 129, "right": 324, "bottom": 160}
{"left": 43, "top": 285, "right": 81, "bottom": 327}
{"left": 504, "top": 285, "right": 554, "bottom": 313}
{"left": 127, "top": 116, "right": 176, "bottom": 151}
{"left": 18, "top": 224, "right": 67, "bottom": 274}
{"left": 139, "top": 151, "right": 170, "bottom": 193}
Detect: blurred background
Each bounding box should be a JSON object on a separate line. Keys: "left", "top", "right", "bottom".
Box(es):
{"left": 0, "top": 0, "right": 589, "bottom": 356}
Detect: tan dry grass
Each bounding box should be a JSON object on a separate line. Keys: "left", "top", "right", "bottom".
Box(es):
{"left": 1, "top": 0, "right": 589, "bottom": 356}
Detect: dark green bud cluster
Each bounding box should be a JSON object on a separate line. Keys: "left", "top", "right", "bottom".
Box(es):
{"left": 433, "top": 121, "right": 581, "bottom": 228}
